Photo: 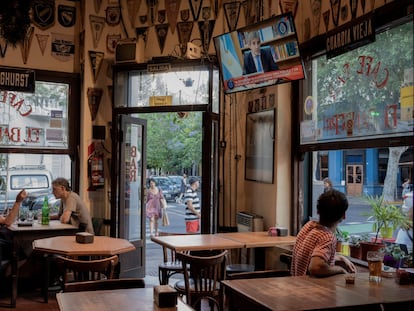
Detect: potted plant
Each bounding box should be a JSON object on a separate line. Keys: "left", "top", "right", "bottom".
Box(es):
{"left": 348, "top": 235, "right": 362, "bottom": 259}
{"left": 382, "top": 244, "right": 407, "bottom": 268}
{"left": 335, "top": 228, "right": 349, "bottom": 253}
{"left": 365, "top": 195, "right": 410, "bottom": 241}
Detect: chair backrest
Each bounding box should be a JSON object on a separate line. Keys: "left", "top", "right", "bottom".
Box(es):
{"left": 63, "top": 277, "right": 145, "bottom": 292}
{"left": 226, "top": 269, "right": 291, "bottom": 280}
{"left": 56, "top": 255, "right": 119, "bottom": 282}
{"left": 158, "top": 232, "right": 192, "bottom": 262}
{"left": 280, "top": 253, "right": 292, "bottom": 271}
{"left": 176, "top": 250, "right": 227, "bottom": 309}
{"left": 92, "top": 217, "right": 104, "bottom": 236}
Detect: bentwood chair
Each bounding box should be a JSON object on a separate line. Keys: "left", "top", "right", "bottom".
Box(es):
{"left": 174, "top": 250, "right": 228, "bottom": 311}
{"left": 280, "top": 253, "right": 293, "bottom": 272}
{"left": 56, "top": 254, "right": 119, "bottom": 284}
{"left": 226, "top": 269, "right": 291, "bottom": 280}
{"left": 158, "top": 231, "right": 191, "bottom": 285}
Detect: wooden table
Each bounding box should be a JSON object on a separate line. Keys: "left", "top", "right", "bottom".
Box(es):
{"left": 222, "top": 272, "right": 414, "bottom": 311}
{"left": 57, "top": 287, "right": 194, "bottom": 311}
{"left": 33, "top": 235, "right": 136, "bottom": 302}
{"left": 150, "top": 234, "right": 245, "bottom": 252}
{"left": 217, "top": 232, "right": 296, "bottom": 270}
{"left": 6, "top": 220, "right": 78, "bottom": 308}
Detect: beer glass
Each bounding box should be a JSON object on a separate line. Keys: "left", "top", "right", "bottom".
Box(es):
{"left": 367, "top": 251, "right": 384, "bottom": 282}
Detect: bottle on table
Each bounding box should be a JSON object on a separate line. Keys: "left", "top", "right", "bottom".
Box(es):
{"left": 41, "top": 195, "right": 50, "bottom": 225}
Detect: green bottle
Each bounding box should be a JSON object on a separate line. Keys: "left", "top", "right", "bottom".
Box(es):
{"left": 41, "top": 195, "right": 49, "bottom": 225}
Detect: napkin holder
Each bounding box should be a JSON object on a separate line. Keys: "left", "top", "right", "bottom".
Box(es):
{"left": 154, "top": 285, "right": 177, "bottom": 308}
{"left": 76, "top": 232, "right": 94, "bottom": 244}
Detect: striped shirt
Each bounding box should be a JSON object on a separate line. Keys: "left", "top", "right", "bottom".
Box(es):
{"left": 291, "top": 220, "right": 336, "bottom": 276}
{"left": 184, "top": 188, "right": 200, "bottom": 220}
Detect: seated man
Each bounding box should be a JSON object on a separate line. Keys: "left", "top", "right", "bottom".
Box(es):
{"left": 291, "top": 189, "right": 356, "bottom": 277}
{"left": 0, "top": 190, "right": 27, "bottom": 227}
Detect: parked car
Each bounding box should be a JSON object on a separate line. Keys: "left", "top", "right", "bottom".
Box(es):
{"left": 0, "top": 165, "right": 60, "bottom": 214}
{"left": 146, "top": 176, "right": 176, "bottom": 202}
{"left": 167, "top": 175, "right": 183, "bottom": 198}
{"left": 402, "top": 191, "right": 413, "bottom": 215}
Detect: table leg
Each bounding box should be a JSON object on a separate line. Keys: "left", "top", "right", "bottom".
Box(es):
{"left": 11, "top": 239, "right": 18, "bottom": 308}
{"left": 254, "top": 248, "right": 265, "bottom": 270}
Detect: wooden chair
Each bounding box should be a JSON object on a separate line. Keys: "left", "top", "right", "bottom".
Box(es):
{"left": 280, "top": 253, "right": 292, "bottom": 271}
{"left": 62, "top": 277, "right": 145, "bottom": 292}
{"left": 158, "top": 231, "right": 191, "bottom": 285}
{"left": 174, "top": 250, "right": 227, "bottom": 311}
{"left": 56, "top": 255, "right": 119, "bottom": 284}
{"left": 226, "top": 269, "right": 291, "bottom": 280}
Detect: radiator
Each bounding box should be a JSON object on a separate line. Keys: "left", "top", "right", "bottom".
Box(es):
{"left": 236, "top": 211, "right": 264, "bottom": 232}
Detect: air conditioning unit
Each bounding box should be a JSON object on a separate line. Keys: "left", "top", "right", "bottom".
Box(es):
{"left": 236, "top": 212, "right": 264, "bottom": 232}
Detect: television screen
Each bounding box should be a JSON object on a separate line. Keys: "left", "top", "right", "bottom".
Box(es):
{"left": 213, "top": 13, "right": 305, "bottom": 94}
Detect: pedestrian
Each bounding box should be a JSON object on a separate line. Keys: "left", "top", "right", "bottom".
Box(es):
{"left": 146, "top": 178, "right": 165, "bottom": 236}
{"left": 323, "top": 177, "right": 333, "bottom": 192}
{"left": 184, "top": 177, "right": 201, "bottom": 233}
{"left": 402, "top": 178, "right": 411, "bottom": 197}
{"left": 178, "top": 174, "right": 188, "bottom": 203}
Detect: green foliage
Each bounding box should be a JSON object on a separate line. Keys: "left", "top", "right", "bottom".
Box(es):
{"left": 144, "top": 112, "right": 202, "bottom": 173}
{"left": 364, "top": 195, "right": 410, "bottom": 242}
{"left": 336, "top": 228, "right": 349, "bottom": 242}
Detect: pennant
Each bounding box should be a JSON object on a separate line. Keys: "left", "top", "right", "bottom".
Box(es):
{"left": 198, "top": 20, "right": 215, "bottom": 54}
{"left": 165, "top": 0, "right": 181, "bottom": 34}
{"left": 177, "top": 21, "right": 193, "bottom": 55}
{"left": 330, "top": 0, "right": 341, "bottom": 27}
{"left": 58, "top": 5, "right": 76, "bottom": 27}
{"left": 361, "top": 0, "right": 366, "bottom": 13}
{"left": 94, "top": 0, "right": 103, "bottom": 13}
{"left": 323, "top": 10, "right": 330, "bottom": 32}
{"left": 180, "top": 9, "right": 190, "bottom": 21}
{"left": 242, "top": 0, "right": 254, "bottom": 25}
{"left": 89, "top": 15, "right": 106, "bottom": 48}
{"left": 88, "top": 51, "right": 104, "bottom": 83}
{"left": 127, "top": 0, "right": 142, "bottom": 28}
{"left": 20, "top": 27, "right": 34, "bottom": 64}
{"left": 87, "top": 88, "right": 103, "bottom": 121}
{"left": 32, "top": 0, "right": 55, "bottom": 30}
{"left": 311, "top": 0, "right": 322, "bottom": 35}
{"left": 189, "top": 0, "right": 203, "bottom": 21}
{"left": 201, "top": 6, "right": 211, "bottom": 20}
{"left": 350, "top": 0, "right": 358, "bottom": 19}
{"left": 340, "top": 4, "right": 348, "bottom": 21}
{"left": 136, "top": 27, "right": 149, "bottom": 41}
{"left": 106, "top": 34, "right": 121, "bottom": 53}
{"left": 0, "top": 38, "right": 8, "bottom": 58}
{"left": 51, "top": 32, "right": 75, "bottom": 62}
{"left": 211, "top": 0, "right": 220, "bottom": 18}
{"left": 155, "top": 23, "right": 169, "bottom": 53}
{"left": 158, "top": 9, "right": 167, "bottom": 24}
{"left": 147, "top": 0, "right": 159, "bottom": 25}
{"left": 223, "top": 2, "right": 241, "bottom": 31}
{"left": 106, "top": 6, "right": 121, "bottom": 26}
{"left": 35, "top": 34, "right": 49, "bottom": 55}
{"left": 279, "top": 0, "right": 298, "bottom": 18}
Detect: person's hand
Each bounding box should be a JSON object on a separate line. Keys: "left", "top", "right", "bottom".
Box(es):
{"left": 335, "top": 254, "right": 356, "bottom": 273}
{"left": 15, "top": 189, "right": 28, "bottom": 203}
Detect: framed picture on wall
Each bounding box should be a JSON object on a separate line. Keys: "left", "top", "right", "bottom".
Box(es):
{"left": 245, "top": 108, "right": 275, "bottom": 183}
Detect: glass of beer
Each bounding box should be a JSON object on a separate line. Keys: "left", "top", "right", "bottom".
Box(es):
{"left": 367, "top": 251, "right": 384, "bottom": 282}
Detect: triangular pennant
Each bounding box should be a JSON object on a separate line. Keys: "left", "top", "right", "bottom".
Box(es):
{"left": 88, "top": 50, "right": 104, "bottom": 83}
{"left": 177, "top": 21, "right": 193, "bottom": 55}
{"left": 94, "top": 0, "right": 103, "bottom": 14}
{"left": 279, "top": 0, "right": 298, "bottom": 18}
{"left": 0, "top": 38, "right": 8, "bottom": 58}
{"left": 198, "top": 20, "right": 215, "bottom": 54}
{"left": 330, "top": 0, "right": 341, "bottom": 27}
{"left": 311, "top": 0, "right": 322, "bottom": 36}
{"left": 223, "top": 1, "right": 241, "bottom": 31}
{"left": 127, "top": 0, "right": 142, "bottom": 28}
{"left": 350, "top": 0, "right": 358, "bottom": 19}
{"left": 89, "top": 15, "right": 106, "bottom": 48}
{"left": 165, "top": 0, "right": 181, "bottom": 34}
{"left": 323, "top": 10, "right": 330, "bottom": 32}
{"left": 211, "top": 0, "right": 221, "bottom": 18}
{"left": 36, "top": 34, "right": 49, "bottom": 55}
{"left": 147, "top": 0, "right": 159, "bottom": 25}
{"left": 20, "top": 26, "right": 34, "bottom": 64}
{"left": 155, "top": 23, "right": 169, "bottom": 54}
{"left": 87, "top": 88, "right": 103, "bottom": 121}
{"left": 242, "top": 0, "right": 254, "bottom": 25}
{"left": 189, "top": 0, "right": 203, "bottom": 21}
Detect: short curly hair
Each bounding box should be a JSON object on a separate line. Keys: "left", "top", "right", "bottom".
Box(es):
{"left": 317, "top": 189, "right": 348, "bottom": 225}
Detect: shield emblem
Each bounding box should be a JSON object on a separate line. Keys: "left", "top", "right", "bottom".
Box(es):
{"left": 58, "top": 5, "right": 76, "bottom": 27}
{"left": 33, "top": 0, "right": 55, "bottom": 30}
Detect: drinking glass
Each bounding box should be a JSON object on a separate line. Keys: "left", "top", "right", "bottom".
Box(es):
{"left": 367, "top": 251, "right": 384, "bottom": 282}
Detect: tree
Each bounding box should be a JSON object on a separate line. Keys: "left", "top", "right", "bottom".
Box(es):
{"left": 382, "top": 146, "right": 409, "bottom": 202}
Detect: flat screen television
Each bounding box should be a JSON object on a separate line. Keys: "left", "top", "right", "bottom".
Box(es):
{"left": 213, "top": 13, "right": 305, "bottom": 94}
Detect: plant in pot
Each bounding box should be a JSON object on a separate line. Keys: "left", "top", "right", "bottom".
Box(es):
{"left": 360, "top": 195, "right": 410, "bottom": 260}
{"left": 382, "top": 243, "right": 408, "bottom": 268}
{"left": 348, "top": 235, "right": 362, "bottom": 259}
{"left": 335, "top": 228, "right": 349, "bottom": 253}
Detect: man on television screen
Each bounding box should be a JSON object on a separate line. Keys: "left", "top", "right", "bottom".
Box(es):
{"left": 243, "top": 31, "right": 278, "bottom": 75}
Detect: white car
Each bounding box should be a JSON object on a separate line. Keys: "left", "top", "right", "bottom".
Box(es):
{"left": 402, "top": 191, "right": 413, "bottom": 215}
